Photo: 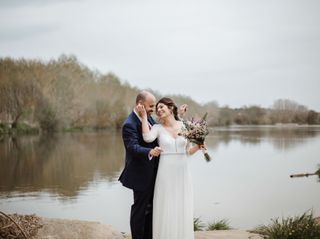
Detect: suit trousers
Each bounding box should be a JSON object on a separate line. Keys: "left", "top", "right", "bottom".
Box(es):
{"left": 130, "top": 182, "right": 155, "bottom": 239}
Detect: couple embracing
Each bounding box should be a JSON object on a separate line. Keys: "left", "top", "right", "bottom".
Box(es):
{"left": 119, "top": 91, "right": 203, "bottom": 239}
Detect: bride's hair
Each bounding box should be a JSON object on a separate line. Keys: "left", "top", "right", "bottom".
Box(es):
{"left": 156, "top": 97, "right": 180, "bottom": 121}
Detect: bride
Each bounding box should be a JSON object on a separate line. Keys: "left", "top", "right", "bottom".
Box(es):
{"left": 137, "top": 97, "right": 203, "bottom": 239}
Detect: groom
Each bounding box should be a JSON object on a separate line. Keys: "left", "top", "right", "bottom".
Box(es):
{"left": 119, "top": 91, "right": 162, "bottom": 239}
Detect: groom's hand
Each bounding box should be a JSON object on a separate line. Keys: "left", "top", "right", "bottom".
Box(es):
{"left": 150, "top": 147, "right": 162, "bottom": 157}
{"left": 136, "top": 103, "right": 147, "bottom": 119}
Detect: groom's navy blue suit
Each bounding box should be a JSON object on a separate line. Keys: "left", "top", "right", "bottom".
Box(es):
{"left": 119, "top": 111, "right": 159, "bottom": 239}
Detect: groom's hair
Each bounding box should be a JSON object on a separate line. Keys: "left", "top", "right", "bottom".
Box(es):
{"left": 136, "top": 91, "right": 150, "bottom": 104}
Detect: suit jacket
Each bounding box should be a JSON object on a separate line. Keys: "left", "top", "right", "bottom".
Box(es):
{"left": 119, "top": 111, "right": 159, "bottom": 191}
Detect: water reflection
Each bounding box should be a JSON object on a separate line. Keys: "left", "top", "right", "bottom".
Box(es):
{"left": 0, "top": 127, "right": 319, "bottom": 199}
{"left": 211, "top": 126, "right": 320, "bottom": 151}
{"left": 0, "top": 132, "right": 124, "bottom": 198}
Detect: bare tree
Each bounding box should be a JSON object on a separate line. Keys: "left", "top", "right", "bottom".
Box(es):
{"left": 271, "top": 99, "right": 308, "bottom": 124}
{"left": 0, "top": 58, "right": 41, "bottom": 128}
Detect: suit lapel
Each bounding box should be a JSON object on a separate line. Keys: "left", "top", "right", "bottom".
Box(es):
{"left": 148, "top": 116, "right": 156, "bottom": 126}
{"left": 130, "top": 111, "right": 141, "bottom": 125}
{"left": 130, "top": 111, "right": 156, "bottom": 129}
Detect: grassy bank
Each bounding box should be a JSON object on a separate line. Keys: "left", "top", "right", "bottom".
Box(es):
{"left": 0, "top": 123, "right": 39, "bottom": 135}
{"left": 252, "top": 211, "right": 320, "bottom": 239}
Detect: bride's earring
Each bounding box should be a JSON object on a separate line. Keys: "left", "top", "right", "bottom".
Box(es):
{"left": 169, "top": 106, "right": 173, "bottom": 115}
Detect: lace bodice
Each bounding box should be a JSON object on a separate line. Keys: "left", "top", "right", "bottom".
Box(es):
{"left": 143, "top": 122, "right": 188, "bottom": 154}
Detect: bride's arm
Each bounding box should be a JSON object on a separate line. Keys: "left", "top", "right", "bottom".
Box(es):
{"left": 142, "top": 118, "right": 158, "bottom": 143}
{"left": 141, "top": 114, "right": 150, "bottom": 136}
{"left": 137, "top": 104, "right": 158, "bottom": 143}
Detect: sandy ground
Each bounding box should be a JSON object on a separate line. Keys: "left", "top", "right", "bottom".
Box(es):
{"left": 33, "top": 217, "right": 262, "bottom": 239}
{"left": 195, "top": 230, "right": 262, "bottom": 239}
{"left": 34, "top": 218, "right": 125, "bottom": 239}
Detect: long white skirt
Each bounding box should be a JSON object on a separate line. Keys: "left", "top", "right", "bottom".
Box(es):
{"left": 153, "top": 153, "right": 194, "bottom": 239}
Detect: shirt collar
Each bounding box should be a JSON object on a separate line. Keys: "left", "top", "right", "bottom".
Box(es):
{"left": 133, "top": 108, "right": 142, "bottom": 122}
{"left": 133, "top": 108, "right": 154, "bottom": 124}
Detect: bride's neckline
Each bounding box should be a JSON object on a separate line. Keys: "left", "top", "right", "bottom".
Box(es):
{"left": 160, "top": 121, "right": 182, "bottom": 140}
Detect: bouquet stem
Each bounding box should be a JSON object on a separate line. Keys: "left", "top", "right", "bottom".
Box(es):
{"left": 201, "top": 148, "right": 211, "bottom": 162}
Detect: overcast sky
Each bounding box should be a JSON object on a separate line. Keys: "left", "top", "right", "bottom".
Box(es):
{"left": 1, "top": 0, "right": 319, "bottom": 110}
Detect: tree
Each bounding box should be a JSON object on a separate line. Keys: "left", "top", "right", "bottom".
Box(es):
{"left": 307, "top": 110, "right": 319, "bottom": 125}
{"left": 0, "top": 58, "right": 41, "bottom": 128}
{"left": 218, "top": 106, "right": 233, "bottom": 126}
{"left": 203, "top": 101, "right": 220, "bottom": 126}
{"left": 271, "top": 99, "right": 308, "bottom": 124}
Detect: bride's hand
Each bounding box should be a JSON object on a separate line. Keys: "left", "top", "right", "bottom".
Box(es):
{"left": 178, "top": 104, "right": 188, "bottom": 118}
{"left": 136, "top": 103, "right": 147, "bottom": 119}
{"left": 199, "top": 142, "right": 207, "bottom": 150}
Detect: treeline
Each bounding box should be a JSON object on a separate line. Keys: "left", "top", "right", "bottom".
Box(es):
{"left": 0, "top": 55, "right": 319, "bottom": 133}
{"left": 218, "top": 99, "right": 320, "bottom": 126}
{"left": 0, "top": 55, "right": 137, "bottom": 132}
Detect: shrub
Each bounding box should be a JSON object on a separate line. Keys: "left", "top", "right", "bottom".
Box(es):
{"left": 194, "top": 217, "right": 206, "bottom": 231}
{"left": 252, "top": 211, "right": 320, "bottom": 239}
{"left": 207, "top": 219, "right": 231, "bottom": 230}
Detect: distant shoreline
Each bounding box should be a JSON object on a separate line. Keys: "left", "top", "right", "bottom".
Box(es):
{"left": 1, "top": 122, "right": 320, "bottom": 136}
{"left": 213, "top": 124, "right": 320, "bottom": 130}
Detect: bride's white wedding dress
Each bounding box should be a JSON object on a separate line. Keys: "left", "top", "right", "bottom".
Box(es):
{"left": 143, "top": 122, "right": 194, "bottom": 239}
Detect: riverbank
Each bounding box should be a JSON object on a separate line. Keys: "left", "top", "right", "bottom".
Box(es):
{"left": 2, "top": 122, "right": 320, "bottom": 136}
{"left": 0, "top": 122, "right": 39, "bottom": 135}
{"left": 35, "top": 218, "right": 263, "bottom": 239}
{"left": 2, "top": 213, "right": 320, "bottom": 238}
{"left": 0, "top": 214, "right": 262, "bottom": 239}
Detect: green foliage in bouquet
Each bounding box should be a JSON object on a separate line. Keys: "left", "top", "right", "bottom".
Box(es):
{"left": 180, "top": 113, "right": 211, "bottom": 161}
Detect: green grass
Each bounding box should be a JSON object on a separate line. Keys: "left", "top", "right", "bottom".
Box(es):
{"left": 194, "top": 217, "right": 232, "bottom": 231}
{"left": 16, "top": 122, "right": 39, "bottom": 134}
{"left": 194, "top": 217, "right": 206, "bottom": 231}
{"left": 0, "top": 123, "right": 39, "bottom": 135}
{"left": 62, "top": 127, "right": 84, "bottom": 132}
{"left": 251, "top": 211, "right": 320, "bottom": 239}
{"left": 0, "top": 123, "right": 10, "bottom": 134}
{"left": 207, "top": 219, "right": 231, "bottom": 230}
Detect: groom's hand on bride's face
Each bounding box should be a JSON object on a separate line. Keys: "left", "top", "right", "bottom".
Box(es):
{"left": 136, "top": 103, "right": 147, "bottom": 118}
{"left": 150, "top": 147, "right": 162, "bottom": 157}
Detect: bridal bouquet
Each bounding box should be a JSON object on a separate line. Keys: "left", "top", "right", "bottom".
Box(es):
{"left": 179, "top": 113, "right": 211, "bottom": 162}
